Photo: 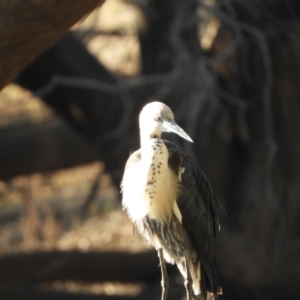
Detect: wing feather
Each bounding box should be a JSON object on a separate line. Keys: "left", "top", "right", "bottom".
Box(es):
{"left": 164, "top": 140, "right": 224, "bottom": 297}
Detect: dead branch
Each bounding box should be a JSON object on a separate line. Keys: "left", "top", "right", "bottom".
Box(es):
{"left": 0, "top": 250, "right": 183, "bottom": 300}
{"left": 0, "top": 273, "right": 184, "bottom": 300}
{"left": 0, "top": 250, "right": 162, "bottom": 284}
{"left": 0, "top": 286, "right": 143, "bottom": 300}
{"left": 0, "top": 119, "right": 98, "bottom": 180}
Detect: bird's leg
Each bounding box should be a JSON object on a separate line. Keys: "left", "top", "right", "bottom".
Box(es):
{"left": 158, "top": 249, "right": 169, "bottom": 300}
{"left": 184, "top": 251, "right": 193, "bottom": 300}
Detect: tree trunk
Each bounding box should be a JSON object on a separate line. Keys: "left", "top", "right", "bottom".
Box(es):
{"left": 0, "top": 0, "right": 103, "bottom": 90}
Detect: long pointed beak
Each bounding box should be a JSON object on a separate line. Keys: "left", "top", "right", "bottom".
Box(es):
{"left": 163, "top": 120, "right": 193, "bottom": 142}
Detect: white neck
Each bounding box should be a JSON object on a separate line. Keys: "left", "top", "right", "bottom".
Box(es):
{"left": 140, "top": 126, "right": 162, "bottom": 149}
{"left": 140, "top": 119, "right": 163, "bottom": 148}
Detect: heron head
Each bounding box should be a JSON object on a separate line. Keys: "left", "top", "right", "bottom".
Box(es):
{"left": 139, "top": 101, "right": 193, "bottom": 142}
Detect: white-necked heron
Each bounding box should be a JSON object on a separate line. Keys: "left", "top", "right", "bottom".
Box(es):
{"left": 121, "top": 102, "right": 224, "bottom": 300}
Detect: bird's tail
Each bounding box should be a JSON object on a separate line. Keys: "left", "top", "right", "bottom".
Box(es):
{"left": 200, "top": 260, "right": 222, "bottom": 300}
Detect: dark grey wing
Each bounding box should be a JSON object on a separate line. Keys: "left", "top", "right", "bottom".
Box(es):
{"left": 164, "top": 140, "right": 224, "bottom": 298}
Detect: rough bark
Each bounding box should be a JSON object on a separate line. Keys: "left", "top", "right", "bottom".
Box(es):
{"left": 0, "top": 0, "right": 103, "bottom": 90}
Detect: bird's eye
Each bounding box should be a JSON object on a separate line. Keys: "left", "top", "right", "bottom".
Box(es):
{"left": 156, "top": 116, "right": 162, "bottom": 122}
